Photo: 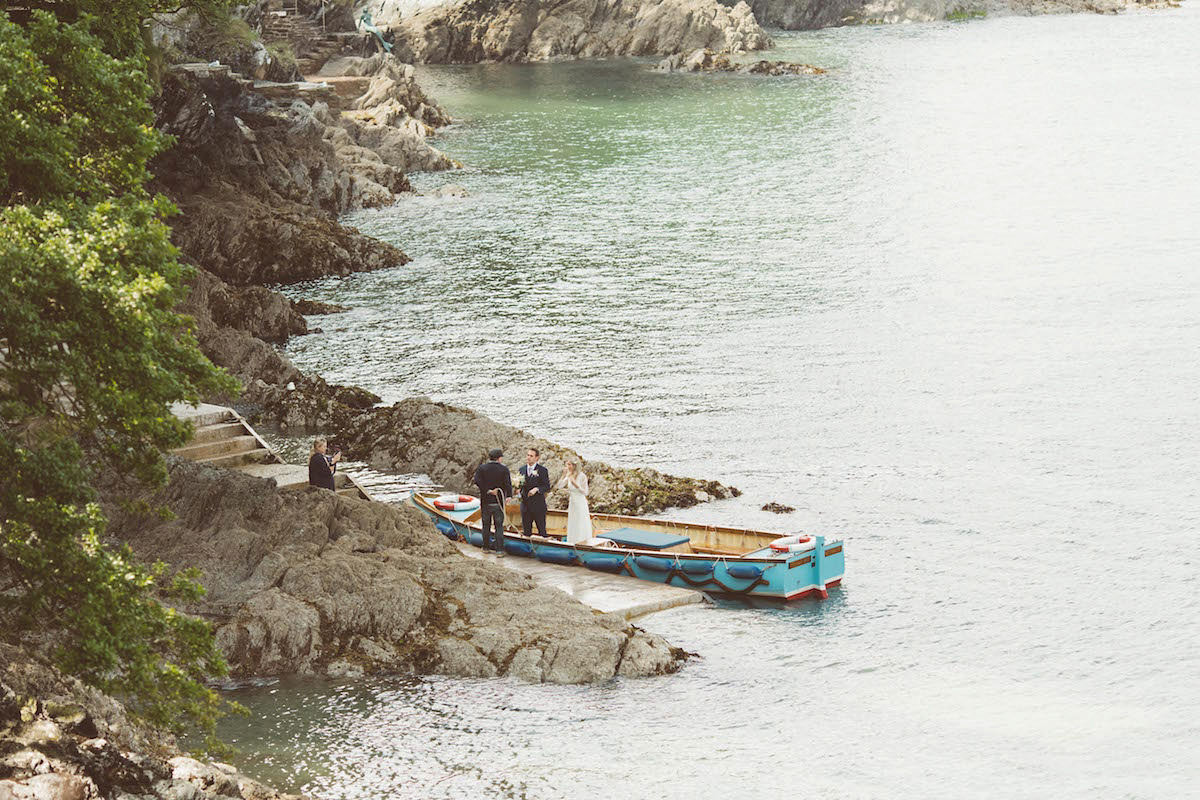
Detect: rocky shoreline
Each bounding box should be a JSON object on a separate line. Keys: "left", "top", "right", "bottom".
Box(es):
{"left": 104, "top": 461, "right": 688, "bottom": 684}
{"left": 1, "top": 644, "right": 306, "bottom": 800}
{"left": 379, "top": 0, "right": 772, "bottom": 63}
{"left": 153, "top": 46, "right": 740, "bottom": 520}
{"left": 94, "top": 8, "right": 737, "bottom": 706}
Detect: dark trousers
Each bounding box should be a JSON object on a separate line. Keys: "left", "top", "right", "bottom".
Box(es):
{"left": 481, "top": 504, "right": 505, "bottom": 552}
{"left": 522, "top": 498, "right": 547, "bottom": 538}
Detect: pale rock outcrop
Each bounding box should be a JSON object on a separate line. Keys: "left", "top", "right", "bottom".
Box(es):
{"left": 0, "top": 644, "right": 306, "bottom": 800}
{"left": 658, "top": 47, "right": 827, "bottom": 74}
{"left": 379, "top": 0, "right": 772, "bottom": 63}
{"left": 318, "top": 55, "right": 458, "bottom": 175}
{"left": 104, "top": 462, "right": 688, "bottom": 683}
{"left": 329, "top": 55, "right": 452, "bottom": 127}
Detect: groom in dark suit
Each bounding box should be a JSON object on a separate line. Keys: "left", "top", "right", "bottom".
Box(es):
{"left": 519, "top": 447, "right": 551, "bottom": 538}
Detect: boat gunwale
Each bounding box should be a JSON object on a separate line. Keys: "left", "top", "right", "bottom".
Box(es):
{"left": 411, "top": 492, "right": 844, "bottom": 566}
{"left": 412, "top": 491, "right": 841, "bottom": 543}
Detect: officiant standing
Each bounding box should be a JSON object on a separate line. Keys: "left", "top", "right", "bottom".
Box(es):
{"left": 519, "top": 447, "right": 551, "bottom": 538}
{"left": 473, "top": 448, "right": 512, "bottom": 556}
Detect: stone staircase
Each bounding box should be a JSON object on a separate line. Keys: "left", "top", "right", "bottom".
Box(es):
{"left": 261, "top": 0, "right": 353, "bottom": 78}
{"left": 171, "top": 403, "right": 370, "bottom": 500}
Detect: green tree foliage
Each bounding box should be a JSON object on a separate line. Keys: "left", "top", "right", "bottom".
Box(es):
{"left": 0, "top": 14, "right": 161, "bottom": 224}
{"left": 1, "top": 7, "right": 238, "bottom": 738}
{"left": 1, "top": 0, "right": 237, "bottom": 58}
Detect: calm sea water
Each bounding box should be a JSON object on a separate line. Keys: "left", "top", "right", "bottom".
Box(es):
{"left": 255, "top": 8, "right": 1200, "bottom": 798}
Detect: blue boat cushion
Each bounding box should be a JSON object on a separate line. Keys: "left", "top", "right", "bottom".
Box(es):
{"left": 725, "top": 563, "right": 764, "bottom": 580}
{"left": 535, "top": 548, "right": 576, "bottom": 565}
{"left": 600, "top": 527, "right": 690, "bottom": 551}
{"left": 584, "top": 555, "right": 626, "bottom": 573}
{"left": 504, "top": 539, "right": 533, "bottom": 557}
{"left": 634, "top": 555, "right": 674, "bottom": 573}
{"left": 678, "top": 560, "right": 714, "bottom": 575}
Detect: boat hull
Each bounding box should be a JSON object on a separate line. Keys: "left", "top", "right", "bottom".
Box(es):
{"left": 410, "top": 492, "right": 844, "bottom": 601}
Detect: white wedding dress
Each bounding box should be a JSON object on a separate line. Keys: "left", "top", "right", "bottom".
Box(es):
{"left": 558, "top": 472, "right": 592, "bottom": 544}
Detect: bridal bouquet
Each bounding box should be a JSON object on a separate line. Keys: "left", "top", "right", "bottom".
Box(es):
{"left": 513, "top": 472, "right": 525, "bottom": 489}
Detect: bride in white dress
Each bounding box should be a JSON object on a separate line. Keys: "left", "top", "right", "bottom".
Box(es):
{"left": 555, "top": 461, "right": 592, "bottom": 544}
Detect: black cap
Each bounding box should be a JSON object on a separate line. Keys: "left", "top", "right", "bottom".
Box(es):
{"left": 488, "top": 448, "right": 503, "bottom": 460}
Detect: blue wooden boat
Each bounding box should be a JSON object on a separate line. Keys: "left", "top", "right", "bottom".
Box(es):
{"left": 411, "top": 491, "right": 844, "bottom": 601}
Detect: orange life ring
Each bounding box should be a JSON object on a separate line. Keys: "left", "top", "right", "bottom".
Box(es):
{"left": 769, "top": 534, "right": 813, "bottom": 552}
{"left": 433, "top": 494, "right": 480, "bottom": 511}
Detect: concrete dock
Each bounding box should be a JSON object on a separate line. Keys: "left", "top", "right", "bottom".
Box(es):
{"left": 455, "top": 541, "right": 706, "bottom": 620}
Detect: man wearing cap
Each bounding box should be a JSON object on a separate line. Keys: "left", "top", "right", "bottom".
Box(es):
{"left": 473, "top": 448, "right": 512, "bottom": 556}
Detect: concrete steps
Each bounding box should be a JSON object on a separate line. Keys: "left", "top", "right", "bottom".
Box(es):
{"left": 189, "top": 421, "right": 247, "bottom": 444}
{"left": 191, "top": 447, "right": 275, "bottom": 469}
{"left": 170, "top": 403, "right": 372, "bottom": 501}
{"left": 171, "top": 402, "right": 238, "bottom": 428}
{"left": 261, "top": 5, "right": 344, "bottom": 79}
{"left": 172, "top": 434, "right": 263, "bottom": 461}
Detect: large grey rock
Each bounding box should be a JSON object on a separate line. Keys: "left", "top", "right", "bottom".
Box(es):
{"left": 339, "top": 107, "right": 456, "bottom": 174}
{"left": 0, "top": 774, "right": 94, "bottom": 800}
{"left": 382, "top": 0, "right": 772, "bottom": 63}
{"left": 168, "top": 757, "right": 240, "bottom": 797}
{"left": 184, "top": 270, "right": 307, "bottom": 345}
{"left": 152, "top": 70, "right": 409, "bottom": 287}
{"left": 658, "top": 47, "right": 827, "bottom": 74}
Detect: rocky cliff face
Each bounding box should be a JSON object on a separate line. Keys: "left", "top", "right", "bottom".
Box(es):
{"left": 153, "top": 70, "right": 404, "bottom": 286}
{"left": 152, "top": 53, "right": 457, "bottom": 286}
{"left": 380, "top": 0, "right": 771, "bottom": 63}
{"left": 105, "top": 462, "right": 688, "bottom": 684}
{"left": 0, "top": 644, "right": 306, "bottom": 800}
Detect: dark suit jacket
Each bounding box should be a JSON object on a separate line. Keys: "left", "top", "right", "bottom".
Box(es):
{"left": 473, "top": 460, "right": 512, "bottom": 506}
{"left": 308, "top": 452, "right": 335, "bottom": 490}
{"left": 519, "top": 464, "right": 550, "bottom": 506}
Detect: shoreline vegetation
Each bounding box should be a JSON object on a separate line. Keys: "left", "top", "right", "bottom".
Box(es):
{"left": 0, "top": 0, "right": 1178, "bottom": 796}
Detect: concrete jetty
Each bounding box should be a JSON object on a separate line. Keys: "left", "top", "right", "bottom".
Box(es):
{"left": 454, "top": 541, "right": 705, "bottom": 620}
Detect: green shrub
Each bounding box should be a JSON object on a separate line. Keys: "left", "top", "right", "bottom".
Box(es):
{"left": 1, "top": 8, "right": 238, "bottom": 742}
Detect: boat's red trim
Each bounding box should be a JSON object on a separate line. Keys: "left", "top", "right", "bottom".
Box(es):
{"left": 783, "top": 578, "right": 843, "bottom": 600}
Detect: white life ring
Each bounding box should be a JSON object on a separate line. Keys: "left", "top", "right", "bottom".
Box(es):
{"left": 434, "top": 494, "right": 480, "bottom": 511}
{"left": 769, "top": 534, "right": 814, "bottom": 553}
